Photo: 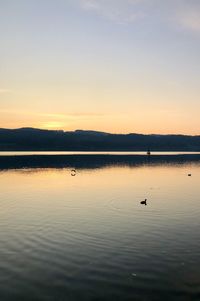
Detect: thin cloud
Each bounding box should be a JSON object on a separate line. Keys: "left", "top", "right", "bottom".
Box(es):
{"left": 176, "top": 9, "right": 200, "bottom": 33}
{"left": 78, "top": 0, "right": 200, "bottom": 34}
{"left": 39, "top": 112, "right": 105, "bottom": 119}
{"left": 79, "top": 0, "right": 146, "bottom": 24}
{"left": 0, "top": 89, "right": 10, "bottom": 94}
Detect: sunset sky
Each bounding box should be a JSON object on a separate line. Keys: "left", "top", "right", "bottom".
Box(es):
{"left": 1, "top": 0, "right": 200, "bottom": 134}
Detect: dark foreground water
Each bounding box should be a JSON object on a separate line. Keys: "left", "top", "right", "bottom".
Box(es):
{"left": 0, "top": 154, "right": 200, "bottom": 300}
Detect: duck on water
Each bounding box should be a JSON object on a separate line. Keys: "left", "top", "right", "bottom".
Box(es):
{"left": 140, "top": 199, "right": 147, "bottom": 205}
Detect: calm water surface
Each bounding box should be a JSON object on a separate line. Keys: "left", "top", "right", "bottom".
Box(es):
{"left": 0, "top": 159, "right": 200, "bottom": 300}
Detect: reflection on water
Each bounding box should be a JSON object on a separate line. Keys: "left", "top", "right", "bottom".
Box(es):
{"left": 0, "top": 153, "right": 200, "bottom": 171}
{"left": 0, "top": 157, "right": 200, "bottom": 300}
{"left": 1, "top": 151, "right": 200, "bottom": 156}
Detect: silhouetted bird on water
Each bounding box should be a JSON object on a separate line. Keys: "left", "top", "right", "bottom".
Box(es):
{"left": 147, "top": 149, "right": 151, "bottom": 156}
{"left": 71, "top": 169, "right": 76, "bottom": 176}
{"left": 140, "top": 199, "right": 147, "bottom": 205}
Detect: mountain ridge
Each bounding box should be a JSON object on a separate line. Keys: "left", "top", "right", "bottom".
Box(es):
{"left": 0, "top": 127, "right": 199, "bottom": 151}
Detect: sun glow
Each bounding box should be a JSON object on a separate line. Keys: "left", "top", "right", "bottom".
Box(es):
{"left": 41, "top": 121, "right": 65, "bottom": 129}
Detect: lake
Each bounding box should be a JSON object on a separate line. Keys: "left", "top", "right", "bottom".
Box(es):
{"left": 0, "top": 154, "right": 200, "bottom": 300}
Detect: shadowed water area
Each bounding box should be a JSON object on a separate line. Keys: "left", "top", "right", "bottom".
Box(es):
{"left": 0, "top": 153, "right": 200, "bottom": 300}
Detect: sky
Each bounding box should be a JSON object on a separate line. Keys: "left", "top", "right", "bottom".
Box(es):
{"left": 0, "top": 0, "right": 200, "bottom": 134}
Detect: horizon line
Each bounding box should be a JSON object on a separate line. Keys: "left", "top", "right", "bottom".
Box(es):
{"left": 0, "top": 126, "right": 199, "bottom": 137}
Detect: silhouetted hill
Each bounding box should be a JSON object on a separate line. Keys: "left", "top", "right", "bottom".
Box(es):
{"left": 0, "top": 128, "right": 200, "bottom": 151}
